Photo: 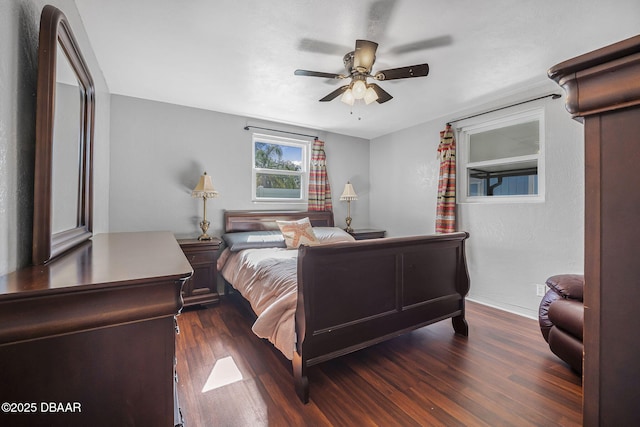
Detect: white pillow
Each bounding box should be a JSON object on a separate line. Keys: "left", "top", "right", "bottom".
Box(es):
{"left": 312, "top": 227, "right": 356, "bottom": 244}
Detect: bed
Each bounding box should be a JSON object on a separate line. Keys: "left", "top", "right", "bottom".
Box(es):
{"left": 218, "top": 210, "right": 470, "bottom": 403}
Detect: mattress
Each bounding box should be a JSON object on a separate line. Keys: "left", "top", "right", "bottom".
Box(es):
{"left": 217, "top": 226, "right": 356, "bottom": 360}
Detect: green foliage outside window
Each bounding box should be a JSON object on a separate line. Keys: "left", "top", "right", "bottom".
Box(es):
{"left": 255, "top": 142, "right": 301, "bottom": 191}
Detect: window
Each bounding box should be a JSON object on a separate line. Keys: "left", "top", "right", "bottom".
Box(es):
{"left": 458, "top": 109, "right": 545, "bottom": 203}
{"left": 252, "top": 134, "right": 309, "bottom": 202}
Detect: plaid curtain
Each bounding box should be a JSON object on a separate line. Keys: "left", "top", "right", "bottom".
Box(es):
{"left": 436, "top": 124, "right": 456, "bottom": 233}
{"left": 308, "top": 139, "right": 333, "bottom": 211}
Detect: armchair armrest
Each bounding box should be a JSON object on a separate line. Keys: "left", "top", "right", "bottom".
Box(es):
{"left": 545, "top": 274, "right": 584, "bottom": 301}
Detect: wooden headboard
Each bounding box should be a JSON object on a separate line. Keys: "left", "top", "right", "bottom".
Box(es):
{"left": 224, "top": 210, "right": 334, "bottom": 233}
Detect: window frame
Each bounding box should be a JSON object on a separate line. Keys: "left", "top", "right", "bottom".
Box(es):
{"left": 457, "top": 108, "right": 545, "bottom": 204}
{"left": 251, "top": 133, "right": 310, "bottom": 203}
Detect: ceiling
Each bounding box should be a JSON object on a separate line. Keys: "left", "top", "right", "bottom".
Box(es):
{"left": 74, "top": 0, "right": 639, "bottom": 140}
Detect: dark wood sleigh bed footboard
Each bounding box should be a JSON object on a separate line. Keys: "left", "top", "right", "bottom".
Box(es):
{"left": 222, "top": 211, "right": 470, "bottom": 403}
{"left": 294, "top": 232, "right": 470, "bottom": 402}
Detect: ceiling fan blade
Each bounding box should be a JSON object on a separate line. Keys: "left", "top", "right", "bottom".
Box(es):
{"left": 319, "top": 85, "right": 350, "bottom": 102}
{"left": 369, "top": 83, "right": 393, "bottom": 104}
{"left": 353, "top": 40, "right": 378, "bottom": 72}
{"left": 388, "top": 35, "right": 453, "bottom": 54}
{"left": 366, "top": 0, "right": 398, "bottom": 40}
{"left": 374, "top": 63, "right": 429, "bottom": 81}
{"left": 297, "top": 38, "right": 350, "bottom": 55}
{"left": 295, "top": 69, "right": 345, "bottom": 79}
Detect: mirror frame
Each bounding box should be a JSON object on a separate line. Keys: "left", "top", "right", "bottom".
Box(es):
{"left": 33, "top": 5, "right": 95, "bottom": 265}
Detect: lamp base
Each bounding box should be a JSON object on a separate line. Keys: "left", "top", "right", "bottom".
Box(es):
{"left": 198, "top": 219, "right": 212, "bottom": 241}
{"left": 344, "top": 217, "right": 353, "bottom": 233}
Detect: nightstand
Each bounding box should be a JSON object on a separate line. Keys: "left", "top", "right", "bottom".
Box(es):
{"left": 348, "top": 229, "right": 386, "bottom": 240}
{"left": 177, "top": 237, "right": 222, "bottom": 307}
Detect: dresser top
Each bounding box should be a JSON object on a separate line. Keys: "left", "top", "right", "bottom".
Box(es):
{"left": 0, "top": 231, "right": 192, "bottom": 300}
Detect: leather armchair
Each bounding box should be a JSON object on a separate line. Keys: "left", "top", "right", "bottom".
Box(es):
{"left": 538, "top": 274, "right": 584, "bottom": 373}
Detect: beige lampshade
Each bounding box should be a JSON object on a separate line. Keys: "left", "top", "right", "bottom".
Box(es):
{"left": 191, "top": 172, "right": 219, "bottom": 199}
{"left": 340, "top": 182, "right": 358, "bottom": 201}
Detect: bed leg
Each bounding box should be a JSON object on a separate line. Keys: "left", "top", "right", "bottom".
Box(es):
{"left": 293, "top": 352, "right": 309, "bottom": 403}
{"left": 452, "top": 315, "right": 469, "bottom": 336}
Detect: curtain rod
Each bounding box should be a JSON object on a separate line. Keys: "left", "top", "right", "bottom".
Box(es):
{"left": 447, "top": 93, "right": 562, "bottom": 126}
{"left": 244, "top": 125, "right": 318, "bottom": 140}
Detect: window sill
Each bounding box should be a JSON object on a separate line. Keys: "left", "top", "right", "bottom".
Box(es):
{"left": 459, "top": 195, "right": 545, "bottom": 204}
{"left": 251, "top": 200, "right": 308, "bottom": 205}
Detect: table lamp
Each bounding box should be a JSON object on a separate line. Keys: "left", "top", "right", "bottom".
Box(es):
{"left": 340, "top": 182, "right": 358, "bottom": 232}
{"left": 191, "top": 172, "right": 219, "bottom": 240}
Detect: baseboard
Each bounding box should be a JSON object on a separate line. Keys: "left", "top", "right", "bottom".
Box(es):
{"left": 467, "top": 297, "right": 538, "bottom": 320}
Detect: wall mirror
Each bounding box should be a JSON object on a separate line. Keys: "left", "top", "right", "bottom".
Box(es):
{"left": 33, "top": 5, "right": 95, "bottom": 265}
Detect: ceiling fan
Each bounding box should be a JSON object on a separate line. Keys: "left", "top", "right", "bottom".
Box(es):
{"left": 294, "top": 39, "right": 429, "bottom": 105}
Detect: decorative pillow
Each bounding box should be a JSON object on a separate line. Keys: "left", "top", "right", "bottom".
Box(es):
{"left": 222, "top": 230, "right": 286, "bottom": 251}
{"left": 312, "top": 227, "right": 356, "bottom": 244}
{"left": 276, "top": 217, "right": 319, "bottom": 249}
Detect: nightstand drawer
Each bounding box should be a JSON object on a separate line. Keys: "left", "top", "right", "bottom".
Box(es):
{"left": 186, "top": 251, "right": 215, "bottom": 265}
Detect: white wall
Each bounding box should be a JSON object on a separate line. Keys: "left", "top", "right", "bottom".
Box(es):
{"left": 0, "top": 0, "right": 110, "bottom": 275}
{"left": 0, "top": 2, "right": 583, "bottom": 321}
{"left": 370, "top": 83, "right": 584, "bottom": 318}
{"left": 369, "top": 121, "right": 442, "bottom": 236}
{"left": 108, "top": 95, "right": 370, "bottom": 237}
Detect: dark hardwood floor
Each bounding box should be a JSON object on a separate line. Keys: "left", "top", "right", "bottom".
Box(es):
{"left": 176, "top": 299, "right": 582, "bottom": 426}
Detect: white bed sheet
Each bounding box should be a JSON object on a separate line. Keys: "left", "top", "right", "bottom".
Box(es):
{"left": 218, "top": 247, "right": 298, "bottom": 360}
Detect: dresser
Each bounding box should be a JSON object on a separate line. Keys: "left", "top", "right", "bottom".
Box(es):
{"left": 177, "top": 237, "right": 221, "bottom": 306}
{"left": 549, "top": 35, "right": 640, "bottom": 425}
{"left": 0, "top": 232, "right": 192, "bottom": 427}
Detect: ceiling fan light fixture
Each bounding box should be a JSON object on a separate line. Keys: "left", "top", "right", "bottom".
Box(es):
{"left": 352, "top": 80, "right": 367, "bottom": 99}
{"left": 295, "top": 39, "right": 430, "bottom": 105}
{"left": 341, "top": 88, "right": 355, "bottom": 106}
{"left": 364, "top": 86, "right": 379, "bottom": 104}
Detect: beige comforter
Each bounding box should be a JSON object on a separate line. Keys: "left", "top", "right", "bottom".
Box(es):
{"left": 218, "top": 247, "right": 298, "bottom": 359}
